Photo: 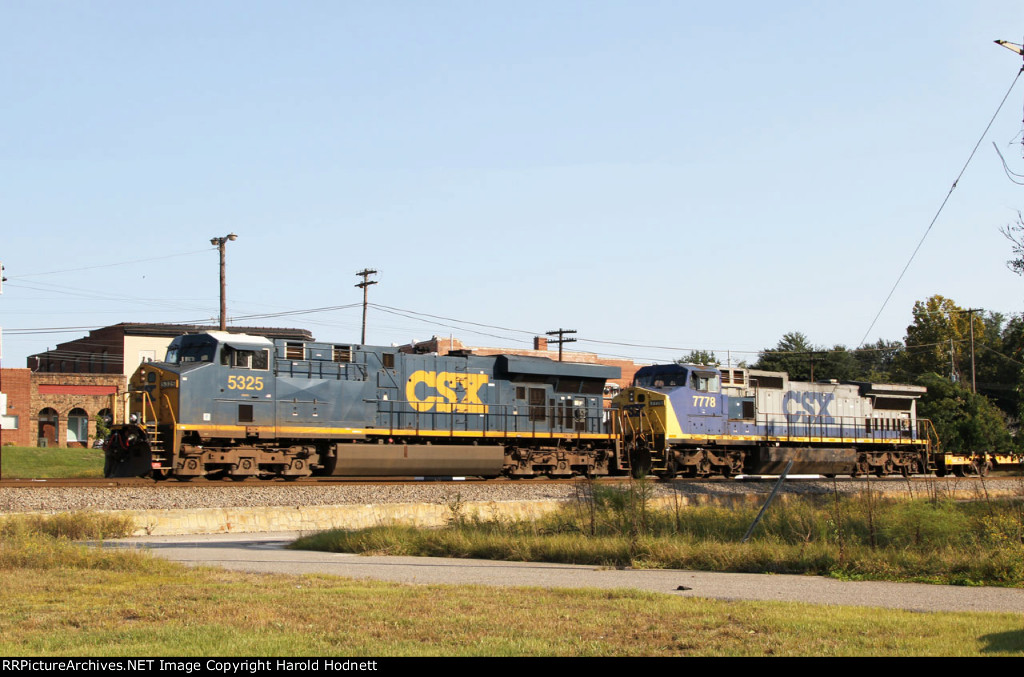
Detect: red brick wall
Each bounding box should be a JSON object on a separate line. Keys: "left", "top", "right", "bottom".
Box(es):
{"left": 1, "top": 368, "right": 34, "bottom": 447}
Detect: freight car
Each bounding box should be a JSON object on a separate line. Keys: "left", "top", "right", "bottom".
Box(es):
{"left": 104, "top": 331, "right": 620, "bottom": 480}
{"left": 612, "top": 363, "right": 938, "bottom": 478}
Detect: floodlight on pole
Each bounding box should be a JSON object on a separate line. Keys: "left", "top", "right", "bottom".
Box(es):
{"left": 211, "top": 233, "right": 237, "bottom": 331}
{"left": 995, "top": 39, "right": 1024, "bottom": 57}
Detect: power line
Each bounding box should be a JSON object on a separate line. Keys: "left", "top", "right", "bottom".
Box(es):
{"left": 858, "top": 65, "right": 1024, "bottom": 347}
{"left": 9, "top": 248, "right": 213, "bottom": 279}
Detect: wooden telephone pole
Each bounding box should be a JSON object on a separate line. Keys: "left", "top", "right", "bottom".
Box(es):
{"left": 546, "top": 328, "right": 577, "bottom": 362}
{"left": 355, "top": 268, "right": 377, "bottom": 344}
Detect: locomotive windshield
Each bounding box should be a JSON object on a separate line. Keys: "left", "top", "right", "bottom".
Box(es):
{"left": 634, "top": 365, "right": 689, "bottom": 389}
{"left": 164, "top": 335, "right": 218, "bottom": 366}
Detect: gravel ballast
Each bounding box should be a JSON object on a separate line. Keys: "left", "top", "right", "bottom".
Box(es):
{"left": 2, "top": 477, "right": 1020, "bottom": 514}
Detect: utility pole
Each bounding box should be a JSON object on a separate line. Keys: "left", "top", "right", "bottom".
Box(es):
{"left": 950, "top": 338, "right": 956, "bottom": 382}
{"left": 546, "top": 328, "right": 577, "bottom": 362}
{"left": 355, "top": 268, "right": 377, "bottom": 345}
{"left": 966, "top": 308, "right": 981, "bottom": 393}
{"left": 210, "top": 233, "right": 237, "bottom": 331}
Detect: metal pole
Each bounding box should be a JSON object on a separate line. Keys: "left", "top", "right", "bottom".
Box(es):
{"left": 742, "top": 459, "right": 794, "bottom": 542}
{"left": 968, "top": 308, "right": 977, "bottom": 393}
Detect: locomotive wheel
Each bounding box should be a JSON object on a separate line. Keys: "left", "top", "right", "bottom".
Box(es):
{"left": 953, "top": 465, "right": 967, "bottom": 477}
{"left": 628, "top": 445, "right": 652, "bottom": 479}
{"left": 655, "top": 456, "right": 677, "bottom": 479}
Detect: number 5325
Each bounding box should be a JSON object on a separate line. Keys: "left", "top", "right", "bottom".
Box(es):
{"left": 227, "top": 375, "right": 264, "bottom": 391}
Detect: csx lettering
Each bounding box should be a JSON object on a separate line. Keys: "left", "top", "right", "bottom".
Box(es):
{"left": 406, "top": 371, "right": 489, "bottom": 414}
{"left": 691, "top": 395, "right": 716, "bottom": 408}
{"left": 783, "top": 392, "right": 834, "bottom": 418}
{"left": 227, "top": 375, "right": 264, "bottom": 391}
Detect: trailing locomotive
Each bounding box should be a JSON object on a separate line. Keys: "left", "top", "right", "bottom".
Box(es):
{"left": 104, "top": 331, "right": 619, "bottom": 480}
{"left": 612, "top": 363, "right": 936, "bottom": 478}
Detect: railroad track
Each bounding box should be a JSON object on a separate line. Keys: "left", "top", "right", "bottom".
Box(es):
{"left": 1, "top": 474, "right": 1010, "bottom": 490}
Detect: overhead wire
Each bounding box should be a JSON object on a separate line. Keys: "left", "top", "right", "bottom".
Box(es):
{"left": 858, "top": 65, "right": 1024, "bottom": 348}
{"left": 8, "top": 248, "right": 214, "bottom": 279}
{"left": 993, "top": 142, "right": 1024, "bottom": 185}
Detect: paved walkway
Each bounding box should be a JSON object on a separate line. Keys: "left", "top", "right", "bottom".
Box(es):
{"left": 112, "top": 532, "right": 1024, "bottom": 615}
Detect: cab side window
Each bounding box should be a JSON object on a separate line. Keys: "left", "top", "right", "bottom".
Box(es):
{"left": 221, "top": 347, "right": 269, "bottom": 370}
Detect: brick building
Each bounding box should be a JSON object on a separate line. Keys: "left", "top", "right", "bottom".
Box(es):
{"left": 28, "top": 322, "right": 313, "bottom": 377}
{"left": 3, "top": 323, "right": 313, "bottom": 448}
{"left": 0, "top": 368, "right": 33, "bottom": 447}
{"left": 399, "top": 335, "right": 643, "bottom": 394}
{"left": 1, "top": 369, "right": 125, "bottom": 448}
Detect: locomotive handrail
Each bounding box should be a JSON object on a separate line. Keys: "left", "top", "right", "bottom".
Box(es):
{"left": 756, "top": 412, "right": 920, "bottom": 445}
{"left": 139, "top": 390, "right": 156, "bottom": 425}
{"left": 917, "top": 418, "right": 939, "bottom": 453}
{"left": 372, "top": 396, "right": 612, "bottom": 440}
{"left": 161, "top": 392, "right": 177, "bottom": 427}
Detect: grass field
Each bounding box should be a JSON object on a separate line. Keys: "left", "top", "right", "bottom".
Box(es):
{"left": 294, "top": 481, "right": 1024, "bottom": 588}
{"left": 0, "top": 516, "right": 1021, "bottom": 657}
{"left": 0, "top": 445, "right": 105, "bottom": 479}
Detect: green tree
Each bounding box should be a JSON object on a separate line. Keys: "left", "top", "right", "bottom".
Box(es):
{"left": 915, "top": 373, "right": 1014, "bottom": 456}
{"left": 853, "top": 338, "right": 902, "bottom": 382}
{"left": 754, "top": 332, "right": 861, "bottom": 382}
{"left": 980, "top": 313, "right": 1024, "bottom": 424}
{"left": 754, "top": 332, "right": 815, "bottom": 380}
{"left": 893, "top": 295, "right": 983, "bottom": 383}
{"left": 678, "top": 350, "right": 719, "bottom": 366}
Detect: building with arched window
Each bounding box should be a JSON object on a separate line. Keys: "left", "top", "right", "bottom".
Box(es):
{"left": 2, "top": 323, "right": 313, "bottom": 448}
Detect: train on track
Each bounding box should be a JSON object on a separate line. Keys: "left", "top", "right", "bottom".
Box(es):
{"left": 104, "top": 330, "right": 1019, "bottom": 481}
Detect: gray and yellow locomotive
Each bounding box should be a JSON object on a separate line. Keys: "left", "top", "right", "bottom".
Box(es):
{"left": 612, "top": 363, "right": 935, "bottom": 478}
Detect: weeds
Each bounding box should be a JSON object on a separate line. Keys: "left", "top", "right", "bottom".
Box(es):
{"left": 0, "top": 512, "right": 135, "bottom": 541}
{"left": 0, "top": 513, "right": 153, "bottom": 573}
{"left": 296, "top": 481, "right": 1024, "bottom": 587}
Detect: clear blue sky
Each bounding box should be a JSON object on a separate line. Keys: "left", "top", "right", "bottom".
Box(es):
{"left": 2, "top": 1, "right": 1024, "bottom": 368}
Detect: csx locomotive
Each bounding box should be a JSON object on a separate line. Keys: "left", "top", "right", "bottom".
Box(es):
{"left": 105, "top": 331, "right": 619, "bottom": 480}
{"left": 104, "top": 330, "right": 1004, "bottom": 480}
{"left": 613, "top": 363, "right": 933, "bottom": 478}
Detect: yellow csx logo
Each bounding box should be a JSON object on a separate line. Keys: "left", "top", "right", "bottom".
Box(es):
{"left": 406, "top": 370, "right": 489, "bottom": 413}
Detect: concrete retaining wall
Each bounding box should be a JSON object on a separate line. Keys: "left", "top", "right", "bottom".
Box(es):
{"left": 120, "top": 494, "right": 767, "bottom": 536}
{"left": 122, "top": 499, "right": 571, "bottom": 536}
